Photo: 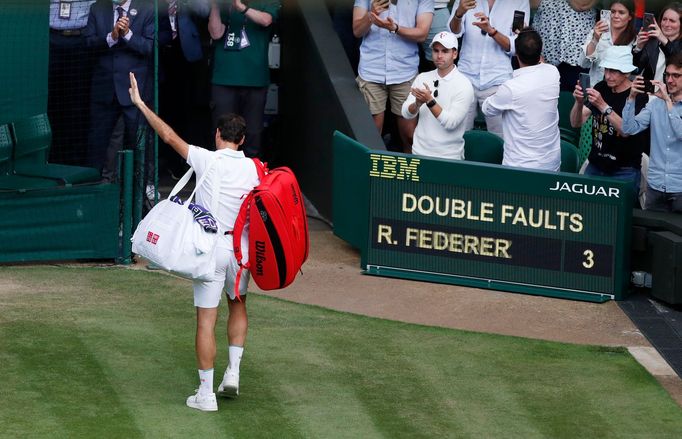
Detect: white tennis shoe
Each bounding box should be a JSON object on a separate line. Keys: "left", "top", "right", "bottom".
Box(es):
{"left": 186, "top": 390, "right": 218, "bottom": 412}
{"left": 217, "top": 369, "right": 239, "bottom": 397}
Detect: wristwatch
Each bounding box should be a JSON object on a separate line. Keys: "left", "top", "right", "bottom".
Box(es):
{"left": 603, "top": 106, "right": 613, "bottom": 116}
{"left": 390, "top": 23, "right": 399, "bottom": 34}
{"left": 426, "top": 99, "right": 437, "bottom": 108}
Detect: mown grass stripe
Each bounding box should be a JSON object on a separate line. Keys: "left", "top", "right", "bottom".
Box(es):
{"left": 0, "top": 266, "right": 681, "bottom": 439}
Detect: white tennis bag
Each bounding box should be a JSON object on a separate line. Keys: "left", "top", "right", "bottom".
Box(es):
{"left": 132, "top": 157, "right": 221, "bottom": 281}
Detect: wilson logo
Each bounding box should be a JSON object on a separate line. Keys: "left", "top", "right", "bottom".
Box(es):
{"left": 255, "top": 240, "right": 266, "bottom": 276}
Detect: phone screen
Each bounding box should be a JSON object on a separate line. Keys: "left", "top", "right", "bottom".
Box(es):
{"left": 643, "top": 13, "right": 656, "bottom": 30}
{"left": 512, "top": 10, "right": 525, "bottom": 33}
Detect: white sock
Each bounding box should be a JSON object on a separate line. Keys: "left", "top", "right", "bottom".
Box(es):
{"left": 228, "top": 345, "right": 244, "bottom": 373}
{"left": 198, "top": 368, "right": 214, "bottom": 394}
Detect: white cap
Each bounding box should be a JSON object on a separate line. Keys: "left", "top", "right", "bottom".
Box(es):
{"left": 430, "top": 31, "right": 458, "bottom": 50}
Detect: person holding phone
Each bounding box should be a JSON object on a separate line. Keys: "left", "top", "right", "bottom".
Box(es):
{"left": 401, "top": 31, "right": 474, "bottom": 160}
{"left": 570, "top": 45, "right": 649, "bottom": 202}
{"left": 448, "top": 0, "right": 530, "bottom": 139}
{"left": 531, "top": 0, "right": 597, "bottom": 91}
{"left": 633, "top": 3, "right": 682, "bottom": 82}
{"left": 580, "top": 1, "right": 636, "bottom": 86}
{"left": 481, "top": 28, "right": 561, "bottom": 171}
{"left": 353, "top": 0, "right": 434, "bottom": 153}
{"left": 623, "top": 53, "right": 682, "bottom": 212}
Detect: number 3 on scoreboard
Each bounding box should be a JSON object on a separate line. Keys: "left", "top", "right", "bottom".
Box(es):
{"left": 582, "top": 249, "right": 595, "bottom": 269}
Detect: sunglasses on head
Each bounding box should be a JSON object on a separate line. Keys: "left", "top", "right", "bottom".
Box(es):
{"left": 433, "top": 80, "right": 439, "bottom": 98}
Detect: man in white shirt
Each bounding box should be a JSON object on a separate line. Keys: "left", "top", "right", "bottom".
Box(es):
{"left": 402, "top": 31, "right": 474, "bottom": 160}
{"left": 482, "top": 28, "right": 561, "bottom": 171}
{"left": 449, "top": 0, "right": 530, "bottom": 139}
{"left": 129, "top": 73, "right": 260, "bottom": 412}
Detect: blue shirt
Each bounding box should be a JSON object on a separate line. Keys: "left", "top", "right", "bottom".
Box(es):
{"left": 622, "top": 97, "right": 682, "bottom": 192}
{"left": 449, "top": 0, "right": 529, "bottom": 90}
{"left": 50, "top": 0, "right": 96, "bottom": 30}
{"left": 354, "top": 0, "right": 434, "bottom": 85}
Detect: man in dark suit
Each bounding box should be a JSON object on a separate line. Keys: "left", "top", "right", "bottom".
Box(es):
{"left": 158, "top": 0, "right": 211, "bottom": 179}
{"left": 84, "top": 0, "right": 154, "bottom": 181}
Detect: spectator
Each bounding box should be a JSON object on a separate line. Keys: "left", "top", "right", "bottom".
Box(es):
{"left": 422, "top": 1, "right": 454, "bottom": 66}
{"left": 580, "top": 0, "right": 636, "bottom": 86}
{"left": 622, "top": 53, "right": 682, "bottom": 212}
{"left": 449, "top": 0, "right": 531, "bottom": 140}
{"left": 352, "top": 0, "right": 434, "bottom": 153}
{"left": 481, "top": 28, "right": 560, "bottom": 171}
{"left": 158, "top": 0, "right": 211, "bottom": 178}
{"left": 48, "top": 0, "right": 96, "bottom": 166}
{"left": 401, "top": 31, "right": 474, "bottom": 160}
{"left": 83, "top": 0, "right": 154, "bottom": 182}
{"left": 208, "top": 0, "right": 280, "bottom": 159}
{"left": 531, "top": 0, "right": 597, "bottom": 91}
{"left": 570, "top": 45, "right": 649, "bottom": 199}
{"left": 633, "top": 2, "right": 682, "bottom": 82}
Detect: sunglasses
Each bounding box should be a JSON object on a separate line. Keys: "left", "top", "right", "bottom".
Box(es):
{"left": 433, "top": 80, "right": 439, "bottom": 98}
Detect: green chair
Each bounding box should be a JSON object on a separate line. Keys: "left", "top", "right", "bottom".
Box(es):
{"left": 11, "top": 114, "right": 100, "bottom": 184}
{"left": 0, "top": 124, "right": 58, "bottom": 190}
{"left": 560, "top": 140, "right": 580, "bottom": 173}
{"left": 463, "top": 130, "right": 504, "bottom": 164}
{"left": 558, "top": 91, "right": 580, "bottom": 144}
{"left": 577, "top": 115, "right": 593, "bottom": 165}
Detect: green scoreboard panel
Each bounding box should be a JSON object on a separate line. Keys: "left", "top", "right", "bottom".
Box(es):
{"left": 363, "top": 152, "right": 633, "bottom": 303}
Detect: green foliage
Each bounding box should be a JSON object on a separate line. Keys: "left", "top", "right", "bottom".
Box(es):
{"left": 0, "top": 267, "right": 680, "bottom": 438}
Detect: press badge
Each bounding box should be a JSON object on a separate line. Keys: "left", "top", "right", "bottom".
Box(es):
{"left": 59, "top": 1, "right": 72, "bottom": 19}
{"left": 240, "top": 29, "right": 250, "bottom": 49}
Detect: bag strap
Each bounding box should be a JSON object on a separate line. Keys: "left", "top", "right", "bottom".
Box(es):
{"left": 169, "top": 167, "right": 195, "bottom": 198}
{"left": 229, "top": 159, "right": 265, "bottom": 302}
{"left": 230, "top": 194, "right": 253, "bottom": 302}
{"left": 252, "top": 158, "right": 268, "bottom": 180}
{"left": 169, "top": 154, "right": 222, "bottom": 202}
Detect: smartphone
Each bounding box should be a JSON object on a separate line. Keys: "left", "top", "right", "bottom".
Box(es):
{"left": 579, "top": 73, "right": 590, "bottom": 94}
{"left": 389, "top": 0, "right": 397, "bottom": 4}
{"left": 601, "top": 9, "right": 611, "bottom": 32}
{"left": 512, "top": 10, "right": 525, "bottom": 33}
{"left": 643, "top": 78, "right": 656, "bottom": 94}
{"left": 643, "top": 12, "right": 656, "bottom": 30}
{"left": 372, "top": 0, "right": 389, "bottom": 10}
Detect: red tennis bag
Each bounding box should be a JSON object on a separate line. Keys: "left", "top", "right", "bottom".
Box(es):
{"left": 230, "top": 159, "right": 309, "bottom": 300}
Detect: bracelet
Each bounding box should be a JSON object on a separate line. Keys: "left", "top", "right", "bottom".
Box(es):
{"left": 488, "top": 28, "right": 498, "bottom": 37}
{"left": 454, "top": 12, "right": 464, "bottom": 20}
{"left": 242, "top": 6, "right": 250, "bottom": 14}
{"left": 426, "top": 99, "right": 437, "bottom": 108}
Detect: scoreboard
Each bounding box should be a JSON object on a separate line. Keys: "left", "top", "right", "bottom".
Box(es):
{"left": 362, "top": 151, "right": 633, "bottom": 303}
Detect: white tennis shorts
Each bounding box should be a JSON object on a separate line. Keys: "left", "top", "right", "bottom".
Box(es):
{"left": 193, "top": 241, "right": 250, "bottom": 308}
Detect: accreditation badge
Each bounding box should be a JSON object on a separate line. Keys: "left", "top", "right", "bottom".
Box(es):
{"left": 223, "top": 30, "right": 241, "bottom": 51}
{"left": 239, "top": 28, "right": 250, "bottom": 50}
{"left": 59, "top": 1, "right": 72, "bottom": 19}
